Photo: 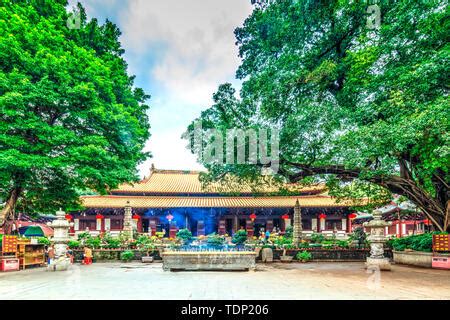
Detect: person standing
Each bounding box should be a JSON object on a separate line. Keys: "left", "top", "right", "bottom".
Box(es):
{"left": 47, "top": 245, "right": 55, "bottom": 265}
{"left": 66, "top": 245, "right": 74, "bottom": 264}
{"left": 83, "top": 247, "right": 93, "bottom": 265}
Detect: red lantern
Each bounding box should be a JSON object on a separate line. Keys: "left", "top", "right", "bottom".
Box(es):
{"left": 166, "top": 214, "right": 174, "bottom": 222}
{"left": 132, "top": 214, "right": 141, "bottom": 220}
{"left": 423, "top": 219, "right": 430, "bottom": 225}
{"left": 281, "top": 214, "right": 289, "bottom": 220}
{"left": 348, "top": 213, "right": 357, "bottom": 220}
{"left": 318, "top": 213, "right": 327, "bottom": 220}
{"left": 95, "top": 214, "right": 104, "bottom": 220}
{"left": 249, "top": 213, "right": 257, "bottom": 222}
{"left": 65, "top": 214, "right": 73, "bottom": 221}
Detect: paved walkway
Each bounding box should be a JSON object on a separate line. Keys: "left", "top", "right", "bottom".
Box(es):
{"left": 0, "top": 262, "right": 449, "bottom": 300}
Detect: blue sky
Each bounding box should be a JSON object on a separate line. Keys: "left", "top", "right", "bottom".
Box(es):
{"left": 68, "top": 0, "right": 253, "bottom": 177}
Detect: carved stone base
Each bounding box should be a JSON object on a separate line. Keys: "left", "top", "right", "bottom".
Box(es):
{"left": 366, "top": 257, "right": 391, "bottom": 271}
{"left": 47, "top": 257, "right": 71, "bottom": 271}
{"left": 261, "top": 248, "right": 273, "bottom": 263}
{"left": 142, "top": 256, "right": 154, "bottom": 263}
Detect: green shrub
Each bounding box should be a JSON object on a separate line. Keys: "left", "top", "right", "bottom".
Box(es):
{"left": 104, "top": 237, "right": 121, "bottom": 249}
{"left": 296, "top": 250, "right": 312, "bottom": 262}
{"left": 77, "top": 232, "right": 91, "bottom": 241}
{"left": 274, "top": 236, "right": 292, "bottom": 247}
{"left": 136, "top": 235, "right": 151, "bottom": 245}
{"left": 120, "top": 250, "right": 135, "bottom": 262}
{"left": 85, "top": 236, "right": 101, "bottom": 249}
{"left": 135, "top": 236, "right": 155, "bottom": 255}
{"left": 207, "top": 233, "right": 225, "bottom": 248}
{"left": 391, "top": 233, "right": 436, "bottom": 252}
{"left": 310, "top": 233, "right": 325, "bottom": 244}
{"left": 284, "top": 226, "right": 293, "bottom": 238}
{"left": 298, "top": 242, "right": 310, "bottom": 249}
{"left": 349, "top": 227, "right": 367, "bottom": 245}
{"left": 176, "top": 229, "right": 193, "bottom": 243}
{"left": 68, "top": 240, "right": 80, "bottom": 249}
{"left": 38, "top": 237, "right": 51, "bottom": 245}
{"left": 336, "top": 240, "right": 349, "bottom": 249}
{"left": 232, "top": 230, "right": 248, "bottom": 245}
{"left": 309, "top": 243, "right": 322, "bottom": 248}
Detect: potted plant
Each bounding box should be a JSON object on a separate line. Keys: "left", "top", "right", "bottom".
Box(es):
{"left": 231, "top": 230, "right": 247, "bottom": 247}
{"left": 280, "top": 244, "right": 294, "bottom": 262}
{"left": 176, "top": 228, "right": 193, "bottom": 245}
{"left": 296, "top": 250, "right": 312, "bottom": 263}
{"left": 206, "top": 233, "right": 226, "bottom": 249}
{"left": 120, "top": 250, "right": 134, "bottom": 262}
{"left": 136, "top": 235, "right": 156, "bottom": 263}
{"left": 260, "top": 244, "right": 274, "bottom": 263}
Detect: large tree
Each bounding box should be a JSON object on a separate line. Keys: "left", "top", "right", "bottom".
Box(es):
{"left": 185, "top": 0, "right": 449, "bottom": 231}
{"left": 0, "top": 0, "right": 151, "bottom": 225}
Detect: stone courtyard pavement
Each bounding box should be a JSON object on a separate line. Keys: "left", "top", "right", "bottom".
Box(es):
{"left": 0, "top": 262, "right": 449, "bottom": 300}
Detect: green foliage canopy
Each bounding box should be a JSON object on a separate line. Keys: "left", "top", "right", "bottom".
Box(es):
{"left": 185, "top": 0, "right": 449, "bottom": 231}
{"left": 0, "top": 0, "right": 150, "bottom": 222}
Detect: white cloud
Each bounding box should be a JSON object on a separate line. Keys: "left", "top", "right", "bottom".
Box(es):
{"left": 138, "top": 129, "right": 205, "bottom": 175}
{"left": 68, "top": 0, "right": 253, "bottom": 176}
{"left": 120, "top": 0, "right": 252, "bottom": 105}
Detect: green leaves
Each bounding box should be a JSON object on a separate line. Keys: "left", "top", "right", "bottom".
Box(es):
{"left": 185, "top": 0, "right": 449, "bottom": 229}
{"left": 0, "top": 0, "right": 150, "bottom": 215}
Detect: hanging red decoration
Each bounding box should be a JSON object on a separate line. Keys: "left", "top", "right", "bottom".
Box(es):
{"left": 132, "top": 214, "right": 141, "bottom": 220}
{"left": 318, "top": 213, "right": 327, "bottom": 220}
{"left": 166, "top": 214, "right": 174, "bottom": 222}
{"left": 65, "top": 214, "right": 73, "bottom": 221}
{"left": 423, "top": 219, "right": 430, "bottom": 225}
{"left": 348, "top": 213, "right": 357, "bottom": 220}
{"left": 249, "top": 213, "right": 257, "bottom": 222}
{"left": 95, "top": 214, "right": 104, "bottom": 220}
{"left": 281, "top": 214, "right": 290, "bottom": 220}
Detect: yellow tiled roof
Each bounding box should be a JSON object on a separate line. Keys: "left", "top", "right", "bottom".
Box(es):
{"left": 81, "top": 195, "right": 359, "bottom": 209}
{"left": 112, "top": 169, "right": 325, "bottom": 195}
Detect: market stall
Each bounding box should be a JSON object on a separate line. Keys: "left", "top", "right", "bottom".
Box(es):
{"left": 0, "top": 235, "right": 20, "bottom": 272}
{"left": 17, "top": 238, "right": 46, "bottom": 269}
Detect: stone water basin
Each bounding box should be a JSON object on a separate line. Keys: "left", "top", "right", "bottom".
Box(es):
{"left": 161, "top": 251, "right": 256, "bottom": 271}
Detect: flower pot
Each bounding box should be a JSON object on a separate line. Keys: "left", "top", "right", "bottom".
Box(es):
{"left": 142, "top": 256, "right": 154, "bottom": 263}
{"left": 261, "top": 248, "right": 273, "bottom": 263}
{"left": 280, "top": 255, "right": 293, "bottom": 263}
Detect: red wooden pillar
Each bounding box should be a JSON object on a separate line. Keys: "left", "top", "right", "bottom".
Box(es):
{"left": 246, "top": 220, "right": 254, "bottom": 238}
{"left": 266, "top": 219, "right": 274, "bottom": 232}
{"left": 169, "top": 222, "right": 178, "bottom": 239}
{"left": 96, "top": 214, "right": 104, "bottom": 233}
{"left": 132, "top": 215, "right": 142, "bottom": 233}
{"left": 149, "top": 219, "right": 157, "bottom": 236}
{"left": 197, "top": 220, "right": 205, "bottom": 236}
{"left": 218, "top": 219, "right": 226, "bottom": 235}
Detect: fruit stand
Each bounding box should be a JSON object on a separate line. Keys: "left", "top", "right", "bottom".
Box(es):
{"left": 432, "top": 234, "right": 450, "bottom": 270}
{"left": 0, "top": 235, "right": 20, "bottom": 272}
{"left": 17, "top": 239, "right": 45, "bottom": 269}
